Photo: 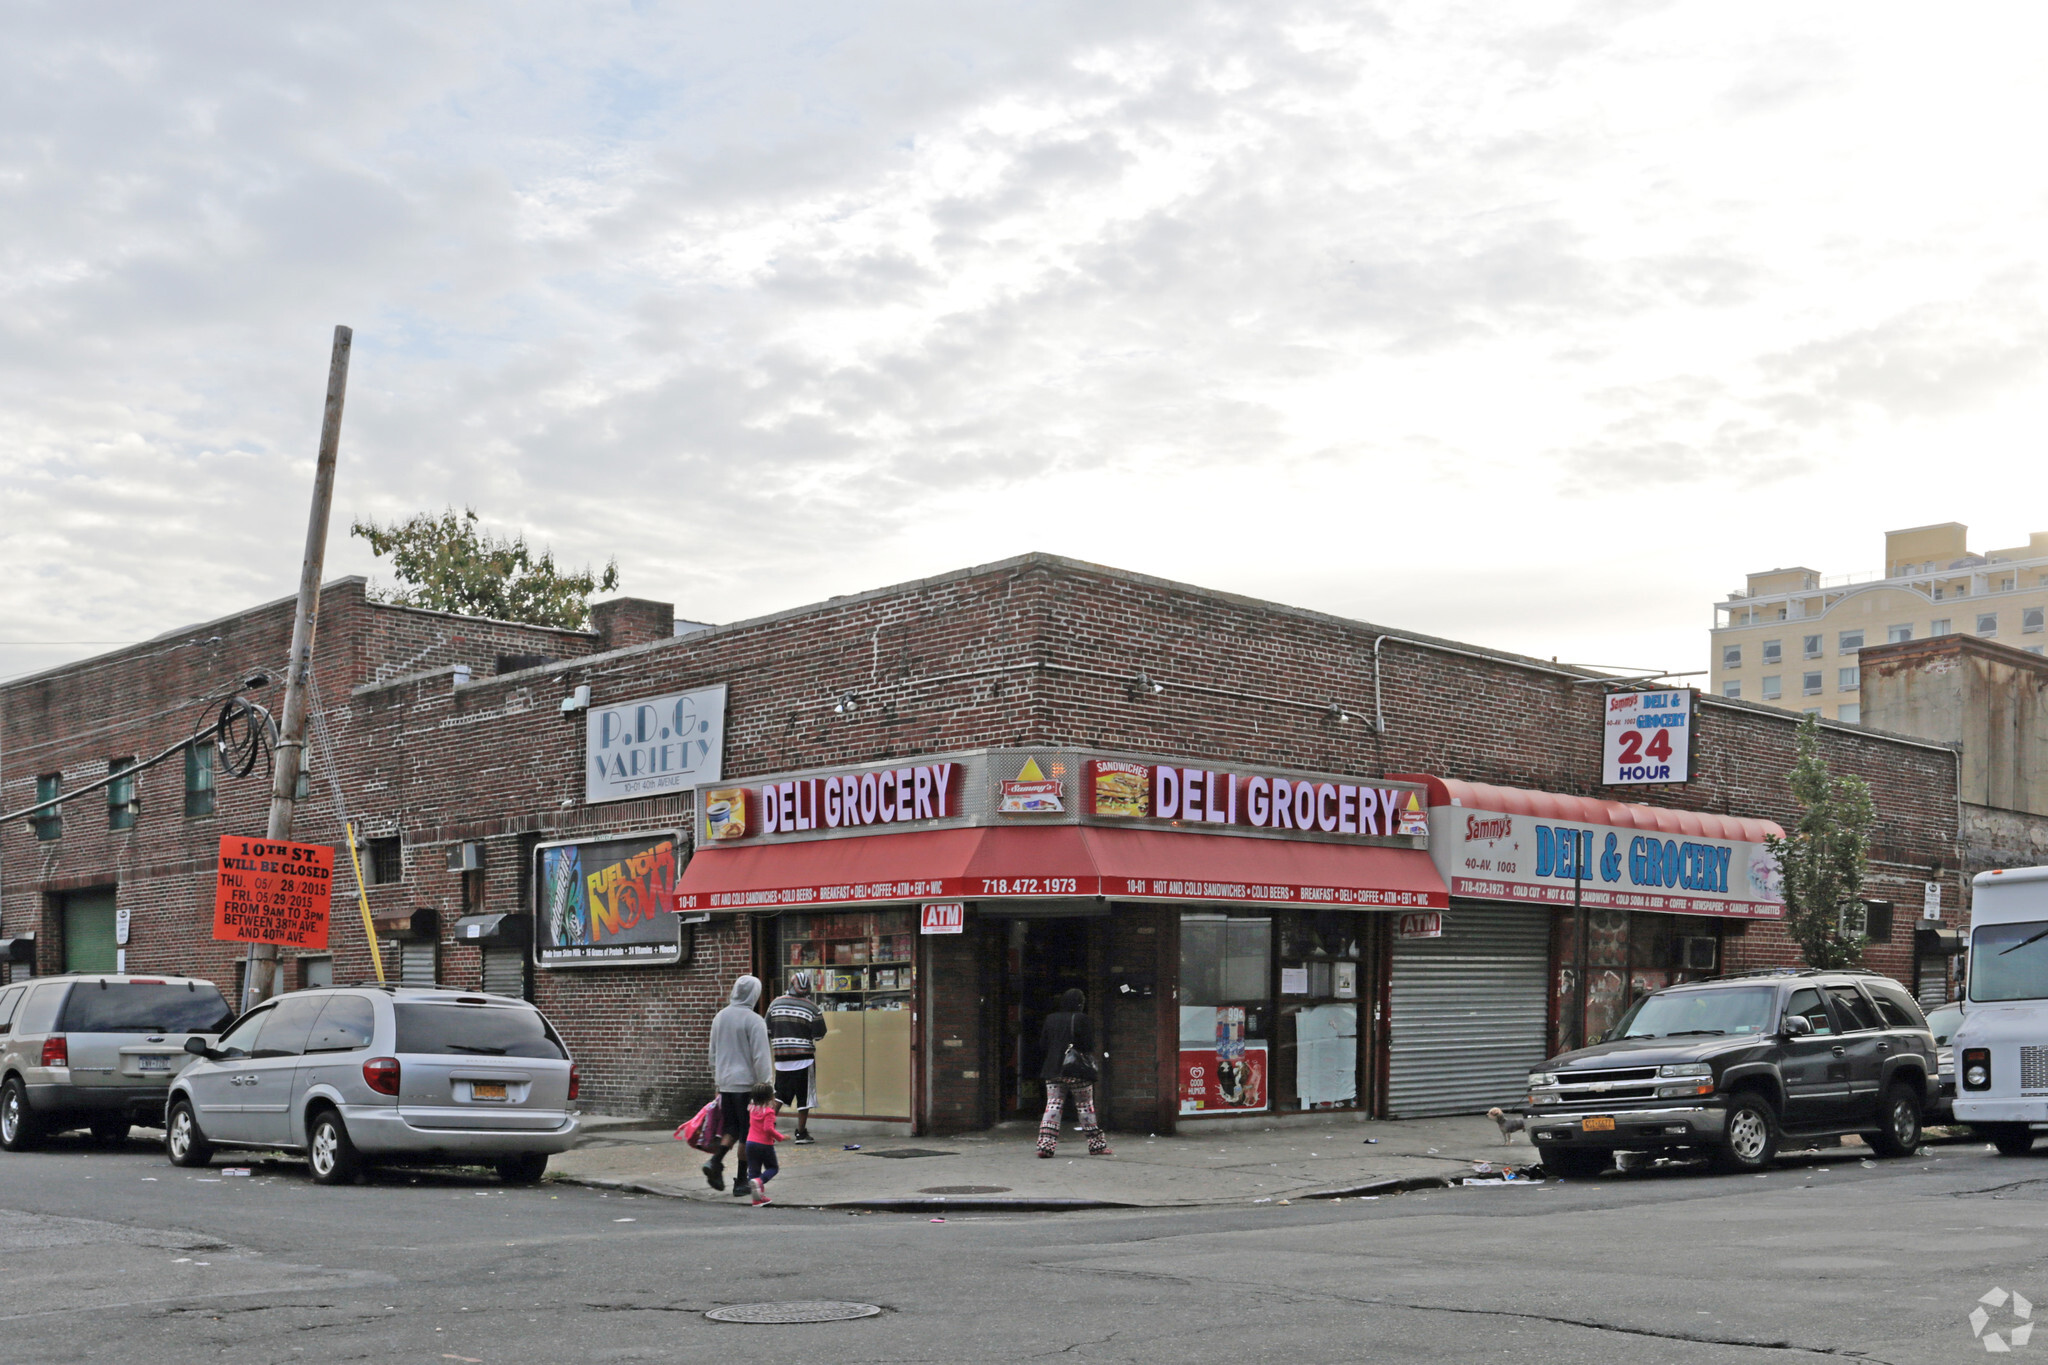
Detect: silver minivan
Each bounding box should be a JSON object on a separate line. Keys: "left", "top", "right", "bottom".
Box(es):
{"left": 166, "top": 984, "right": 580, "bottom": 1184}
{"left": 0, "top": 974, "right": 232, "bottom": 1150}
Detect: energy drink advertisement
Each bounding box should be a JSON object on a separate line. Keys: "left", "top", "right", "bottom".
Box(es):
{"left": 534, "top": 831, "right": 686, "bottom": 967}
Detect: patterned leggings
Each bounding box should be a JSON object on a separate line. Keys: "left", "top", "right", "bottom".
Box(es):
{"left": 1037, "top": 1081, "right": 1108, "bottom": 1155}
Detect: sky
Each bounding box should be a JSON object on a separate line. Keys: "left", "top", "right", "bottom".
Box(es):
{"left": 6, "top": 2, "right": 2047, "bottom": 686}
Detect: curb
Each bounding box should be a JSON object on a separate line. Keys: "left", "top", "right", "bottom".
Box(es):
{"left": 825, "top": 1196, "right": 1136, "bottom": 1213}
{"left": 1299, "top": 1175, "right": 1456, "bottom": 1200}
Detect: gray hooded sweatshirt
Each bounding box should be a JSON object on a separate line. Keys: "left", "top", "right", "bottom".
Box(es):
{"left": 709, "top": 975, "right": 774, "bottom": 1093}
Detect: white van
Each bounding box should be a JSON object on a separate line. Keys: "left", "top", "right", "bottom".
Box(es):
{"left": 1953, "top": 865, "right": 2048, "bottom": 1154}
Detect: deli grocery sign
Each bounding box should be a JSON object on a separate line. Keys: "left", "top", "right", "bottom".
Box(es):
{"left": 1429, "top": 803, "right": 1783, "bottom": 919}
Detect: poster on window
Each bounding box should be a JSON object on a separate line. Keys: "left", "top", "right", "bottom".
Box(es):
{"left": 534, "top": 831, "right": 686, "bottom": 967}
{"left": 1179, "top": 1043, "right": 1268, "bottom": 1114}
{"left": 1602, "top": 688, "right": 1693, "bottom": 785}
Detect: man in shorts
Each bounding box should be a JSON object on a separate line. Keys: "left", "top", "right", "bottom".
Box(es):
{"left": 766, "top": 971, "right": 828, "bottom": 1143}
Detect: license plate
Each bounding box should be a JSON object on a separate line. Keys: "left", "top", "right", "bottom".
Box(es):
{"left": 471, "top": 1082, "right": 508, "bottom": 1101}
{"left": 136, "top": 1056, "right": 171, "bottom": 1074}
{"left": 1581, "top": 1115, "right": 1615, "bottom": 1132}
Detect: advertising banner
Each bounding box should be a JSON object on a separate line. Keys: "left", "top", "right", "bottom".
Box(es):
{"left": 1431, "top": 804, "right": 1783, "bottom": 918}
{"left": 1602, "top": 689, "right": 1693, "bottom": 786}
{"left": 213, "top": 836, "right": 333, "bottom": 949}
{"left": 586, "top": 685, "right": 727, "bottom": 805}
{"left": 1178, "top": 1044, "right": 1269, "bottom": 1114}
{"left": 535, "top": 831, "right": 686, "bottom": 967}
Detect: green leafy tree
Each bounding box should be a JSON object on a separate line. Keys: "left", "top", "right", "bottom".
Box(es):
{"left": 1765, "top": 714, "right": 1876, "bottom": 970}
{"left": 350, "top": 507, "right": 620, "bottom": 630}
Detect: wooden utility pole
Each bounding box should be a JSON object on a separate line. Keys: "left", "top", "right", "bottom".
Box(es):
{"left": 248, "top": 325, "right": 352, "bottom": 1006}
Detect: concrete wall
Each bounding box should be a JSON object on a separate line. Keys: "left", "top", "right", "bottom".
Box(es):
{"left": 1861, "top": 635, "right": 2048, "bottom": 818}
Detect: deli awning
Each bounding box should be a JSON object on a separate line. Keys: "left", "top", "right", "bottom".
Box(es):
{"left": 672, "top": 825, "right": 1446, "bottom": 911}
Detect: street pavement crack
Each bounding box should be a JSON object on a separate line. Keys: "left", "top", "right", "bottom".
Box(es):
{"left": 1305, "top": 1296, "right": 1899, "bottom": 1360}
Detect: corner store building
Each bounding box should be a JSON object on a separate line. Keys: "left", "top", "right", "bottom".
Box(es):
{"left": 2, "top": 554, "right": 1965, "bottom": 1133}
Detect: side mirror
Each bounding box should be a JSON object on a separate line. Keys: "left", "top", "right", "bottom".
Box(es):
{"left": 1782, "top": 1015, "right": 1813, "bottom": 1037}
{"left": 184, "top": 1036, "right": 213, "bottom": 1058}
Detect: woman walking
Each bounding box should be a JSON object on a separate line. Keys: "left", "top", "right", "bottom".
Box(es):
{"left": 1036, "top": 988, "right": 1111, "bottom": 1158}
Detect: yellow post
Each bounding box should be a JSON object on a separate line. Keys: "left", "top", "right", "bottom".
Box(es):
{"left": 344, "top": 821, "right": 385, "bottom": 983}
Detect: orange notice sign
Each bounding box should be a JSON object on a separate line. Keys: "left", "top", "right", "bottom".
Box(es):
{"left": 213, "top": 836, "right": 334, "bottom": 949}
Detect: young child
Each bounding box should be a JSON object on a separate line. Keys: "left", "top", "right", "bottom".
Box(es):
{"left": 742, "top": 1081, "right": 791, "bottom": 1207}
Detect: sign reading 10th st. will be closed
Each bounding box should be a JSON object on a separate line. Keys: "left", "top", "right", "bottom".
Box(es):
{"left": 585, "top": 685, "right": 727, "bottom": 805}
{"left": 1602, "top": 688, "right": 1693, "bottom": 786}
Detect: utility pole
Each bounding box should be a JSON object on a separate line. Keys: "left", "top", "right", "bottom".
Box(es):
{"left": 248, "top": 325, "right": 352, "bottom": 1006}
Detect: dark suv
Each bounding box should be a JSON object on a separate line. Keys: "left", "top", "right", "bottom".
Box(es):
{"left": 1522, "top": 970, "right": 1937, "bottom": 1176}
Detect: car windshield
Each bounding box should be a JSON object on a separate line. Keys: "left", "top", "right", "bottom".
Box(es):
{"left": 1924, "top": 1004, "right": 1964, "bottom": 1044}
{"left": 58, "top": 983, "right": 233, "bottom": 1034}
{"left": 1971, "top": 919, "right": 2048, "bottom": 1002}
{"left": 1615, "top": 985, "right": 1777, "bottom": 1039}
{"left": 393, "top": 1003, "right": 566, "bottom": 1059}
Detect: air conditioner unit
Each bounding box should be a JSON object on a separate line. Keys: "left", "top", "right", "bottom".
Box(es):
{"left": 445, "top": 842, "right": 484, "bottom": 873}
{"left": 1679, "top": 936, "right": 1718, "bottom": 972}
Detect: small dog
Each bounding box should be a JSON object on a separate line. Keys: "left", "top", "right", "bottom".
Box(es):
{"left": 1486, "top": 1106, "right": 1525, "bottom": 1144}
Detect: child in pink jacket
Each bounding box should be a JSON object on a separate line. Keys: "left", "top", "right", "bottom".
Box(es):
{"left": 743, "top": 1082, "right": 792, "bottom": 1206}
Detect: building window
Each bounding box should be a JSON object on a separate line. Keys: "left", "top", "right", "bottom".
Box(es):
{"left": 1887, "top": 625, "right": 1913, "bottom": 644}
{"left": 1838, "top": 630, "right": 1864, "bottom": 653}
{"left": 298, "top": 955, "right": 334, "bottom": 990}
{"left": 1802, "top": 672, "right": 1822, "bottom": 695}
{"left": 184, "top": 744, "right": 215, "bottom": 817}
{"left": 2025, "top": 607, "right": 2045, "bottom": 634}
{"left": 367, "top": 836, "right": 404, "bottom": 885}
{"left": 1802, "top": 634, "right": 1822, "bottom": 659}
{"left": 1722, "top": 644, "right": 1741, "bottom": 668}
{"left": 31, "top": 774, "right": 61, "bottom": 841}
{"left": 1762, "top": 640, "right": 1783, "bottom": 665}
{"left": 1839, "top": 666, "right": 1860, "bottom": 691}
{"left": 1803, "top": 707, "right": 1822, "bottom": 716}
{"left": 1838, "top": 702, "right": 1861, "bottom": 723}
{"left": 1928, "top": 619, "right": 1950, "bottom": 637}
{"left": 1761, "top": 676, "right": 1782, "bottom": 700}
{"left": 107, "top": 758, "right": 137, "bottom": 831}
{"left": 1722, "top": 681, "right": 1741, "bottom": 699}
{"left": 295, "top": 764, "right": 311, "bottom": 802}
{"left": 2028, "top": 646, "right": 2046, "bottom": 657}
{"left": 1978, "top": 613, "right": 1999, "bottom": 636}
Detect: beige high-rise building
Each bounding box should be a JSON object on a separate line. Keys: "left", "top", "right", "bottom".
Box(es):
{"left": 1711, "top": 523, "right": 2048, "bottom": 723}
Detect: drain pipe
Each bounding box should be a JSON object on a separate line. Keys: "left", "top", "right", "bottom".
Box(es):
{"left": 1372, "top": 635, "right": 1388, "bottom": 734}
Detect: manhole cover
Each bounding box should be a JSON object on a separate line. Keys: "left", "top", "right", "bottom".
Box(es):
{"left": 918, "top": 1185, "right": 1011, "bottom": 1195}
{"left": 706, "top": 1301, "right": 883, "bottom": 1325}
{"left": 863, "top": 1148, "right": 956, "bottom": 1160}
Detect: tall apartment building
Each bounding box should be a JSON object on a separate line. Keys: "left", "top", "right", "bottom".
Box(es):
{"left": 1711, "top": 523, "right": 2048, "bottom": 723}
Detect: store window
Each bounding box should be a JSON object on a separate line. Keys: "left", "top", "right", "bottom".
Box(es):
{"left": 778, "top": 909, "right": 915, "bottom": 1119}
{"left": 1274, "top": 910, "right": 1365, "bottom": 1112}
{"left": 1179, "top": 913, "right": 1272, "bottom": 1115}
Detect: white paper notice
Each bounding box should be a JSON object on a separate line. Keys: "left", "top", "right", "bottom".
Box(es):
{"left": 1280, "top": 966, "right": 1309, "bottom": 995}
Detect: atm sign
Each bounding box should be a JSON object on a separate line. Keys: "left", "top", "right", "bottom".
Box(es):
{"left": 921, "top": 902, "right": 965, "bottom": 934}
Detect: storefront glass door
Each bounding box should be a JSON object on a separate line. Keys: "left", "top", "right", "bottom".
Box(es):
{"left": 778, "top": 909, "right": 915, "bottom": 1118}
{"left": 1000, "top": 917, "right": 1091, "bottom": 1119}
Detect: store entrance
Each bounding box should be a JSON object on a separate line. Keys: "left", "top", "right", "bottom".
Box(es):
{"left": 1000, "top": 916, "right": 1092, "bottom": 1120}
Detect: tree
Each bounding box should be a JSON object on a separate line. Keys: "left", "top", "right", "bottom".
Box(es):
{"left": 1765, "top": 714, "right": 1876, "bottom": 970}
{"left": 350, "top": 508, "right": 620, "bottom": 630}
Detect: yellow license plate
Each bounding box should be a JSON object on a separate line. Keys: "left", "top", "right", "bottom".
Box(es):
{"left": 471, "top": 1082, "right": 508, "bottom": 1101}
{"left": 1581, "top": 1115, "right": 1615, "bottom": 1132}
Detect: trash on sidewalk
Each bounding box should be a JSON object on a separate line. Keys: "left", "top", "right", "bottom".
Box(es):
{"left": 222, "top": 1168, "right": 251, "bottom": 1177}
{"left": 1363, "top": 1138, "right": 1379, "bottom": 1144}
{"left": 843, "top": 1144, "right": 862, "bottom": 1151}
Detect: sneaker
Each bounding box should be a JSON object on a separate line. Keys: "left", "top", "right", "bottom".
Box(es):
{"left": 791, "top": 1134, "right": 816, "bottom": 1145}
{"left": 1089, "top": 1148, "right": 1115, "bottom": 1157}
{"left": 732, "top": 1178, "right": 755, "bottom": 1198}
{"left": 1037, "top": 1148, "right": 1056, "bottom": 1159}
{"left": 752, "top": 1193, "right": 773, "bottom": 1206}
{"left": 702, "top": 1160, "right": 726, "bottom": 1191}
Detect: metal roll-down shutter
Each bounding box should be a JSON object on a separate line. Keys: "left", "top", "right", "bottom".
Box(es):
{"left": 1385, "top": 902, "right": 1550, "bottom": 1117}
{"left": 480, "top": 947, "right": 527, "bottom": 1000}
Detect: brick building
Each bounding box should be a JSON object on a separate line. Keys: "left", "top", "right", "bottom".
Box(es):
{"left": 3, "top": 554, "right": 1966, "bottom": 1136}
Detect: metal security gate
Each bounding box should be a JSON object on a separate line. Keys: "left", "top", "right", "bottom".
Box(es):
{"left": 1385, "top": 902, "right": 1550, "bottom": 1117}
{"left": 398, "top": 941, "right": 438, "bottom": 986}
{"left": 481, "top": 946, "right": 527, "bottom": 1000}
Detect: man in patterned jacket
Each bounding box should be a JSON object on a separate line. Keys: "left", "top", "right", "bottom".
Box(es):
{"left": 766, "top": 971, "right": 828, "bottom": 1143}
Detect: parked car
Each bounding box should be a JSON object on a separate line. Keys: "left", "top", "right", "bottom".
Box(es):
{"left": 166, "top": 984, "right": 580, "bottom": 1184}
{"left": 0, "top": 974, "right": 233, "bottom": 1151}
{"left": 1924, "top": 1001, "right": 1963, "bottom": 1122}
{"left": 1521, "top": 969, "right": 1938, "bottom": 1176}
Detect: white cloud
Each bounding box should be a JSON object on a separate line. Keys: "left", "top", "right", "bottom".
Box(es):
{"left": 4, "top": 1, "right": 2047, "bottom": 687}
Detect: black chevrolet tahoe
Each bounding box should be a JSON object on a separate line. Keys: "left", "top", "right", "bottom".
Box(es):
{"left": 1521, "top": 970, "right": 1938, "bottom": 1176}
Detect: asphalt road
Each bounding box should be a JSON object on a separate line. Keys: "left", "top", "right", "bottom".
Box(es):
{"left": 0, "top": 1131, "right": 2043, "bottom": 1364}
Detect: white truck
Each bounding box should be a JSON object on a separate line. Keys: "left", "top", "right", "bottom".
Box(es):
{"left": 1953, "top": 865, "right": 2048, "bottom": 1154}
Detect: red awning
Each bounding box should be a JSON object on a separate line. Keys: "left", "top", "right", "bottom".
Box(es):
{"left": 674, "top": 824, "right": 1446, "bottom": 911}
{"left": 1399, "top": 774, "right": 1782, "bottom": 843}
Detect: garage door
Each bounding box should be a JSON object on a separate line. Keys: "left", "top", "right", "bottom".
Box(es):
{"left": 1386, "top": 902, "right": 1550, "bottom": 1117}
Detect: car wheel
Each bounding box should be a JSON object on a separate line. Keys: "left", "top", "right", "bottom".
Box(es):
{"left": 495, "top": 1152, "right": 549, "bottom": 1185}
{"left": 0, "top": 1078, "right": 44, "bottom": 1153}
{"left": 1535, "top": 1146, "right": 1610, "bottom": 1178}
{"left": 1866, "top": 1082, "right": 1922, "bottom": 1157}
{"left": 307, "top": 1109, "right": 362, "bottom": 1186}
{"left": 1984, "top": 1124, "right": 2036, "bottom": 1157}
{"left": 1711, "top": 1093, "right": 1779, "bottom": 1173}
{"left": 90, "top": 1119, "right": 132, "bottom": 1146}
{"left": 165, "top": 1100, "right": 214, "bottom": 1168}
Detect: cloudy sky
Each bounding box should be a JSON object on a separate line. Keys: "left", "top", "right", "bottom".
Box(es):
{"left": 6, "top": 2, "right": 2047, "bottom": 686}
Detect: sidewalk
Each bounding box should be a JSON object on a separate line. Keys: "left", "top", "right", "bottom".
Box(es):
{"left": 553, "top": 1112, "right": 1540, "bottom": 1211}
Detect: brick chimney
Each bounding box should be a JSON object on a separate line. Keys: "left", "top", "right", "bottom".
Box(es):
{"left": 589, "top": 597, "right": 675, "bottom": 652}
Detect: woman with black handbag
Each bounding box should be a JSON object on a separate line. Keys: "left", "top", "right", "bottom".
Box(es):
{"left": 1036, "top": 988, "right": 1112, "bottom": 1158}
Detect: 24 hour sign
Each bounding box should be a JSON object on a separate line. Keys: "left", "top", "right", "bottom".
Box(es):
{"left": 1602, "top": 689, "right": 1693, "bottom": 786}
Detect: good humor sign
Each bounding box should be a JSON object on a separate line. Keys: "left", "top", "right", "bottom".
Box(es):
{"left": 585, "top": 685, "right": 727, "bottom": 805}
